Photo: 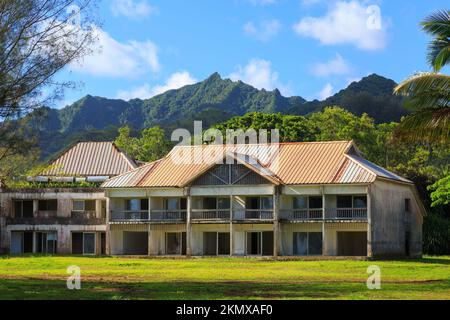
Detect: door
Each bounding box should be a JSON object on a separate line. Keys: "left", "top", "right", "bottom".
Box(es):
{"left": 337, "top": 232, "right": 367, "bottom": 256}
{"left": 23, "top": 232, "right": 33, "bottom": 253}
{"left": 293, "top": 232, "right": 308, "bottom": 256}
{"left": 166, "top": 233, "right": 182, "bottom": 255}
{"left": 11, "top": 232, "right": 23, "bottom": 254}
{"left": 101, "top": 232, "right": 106, "bottom": 255}
{"left": 246, "top": 232, "right": 261, "bottom": 255}
{"left": 262, "top": 232, "right": 274, "bottom": 256}
{"left": 218, "top": 233, "right": 230, "bottom": 255}
{"left": 203, "top": 232, "right": 217, "bottom": 256}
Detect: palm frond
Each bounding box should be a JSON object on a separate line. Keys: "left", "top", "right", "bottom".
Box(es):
{"left": 395, "top": 108, "right": 450, "bottom": 143}
{"left": 427, "top": 38, "right": 450, "bottom": 71}
{"left": 421, "top": 10, "right": 450, "bottom": 37}
{"left": 394, "top": 73, "right": 450, "bottom": 110}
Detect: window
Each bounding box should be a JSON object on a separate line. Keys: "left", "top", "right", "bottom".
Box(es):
{"left": 164, "top": 198, "right": 186, "bottom": 211}
{"left": 293, "top": 197, "right": 307, "bottom": 209}
{"left": 73, "top": 200, "right": 96, "bottom": 212}
{"left": 353, "top": 196, "right": 367, "bottom": 208}
{"left": 217, "top": 198, "right": 230, "bottom": 210}
{"left": 293, "top": 232, "right": 323, "bottom": 256}
{"left": 203, "top": 198, "right": 230, "bottom": 210}
{"left": 246, "top": 197, "right": 273, "bottom": 210}
{"left": 405, "top": 199, "right": 411, "bottom": 212}
{"left": 72, "top": 232, "right": 96, "bottom": 255}
{"left": 337, "top": 196, "right": 352, "bottom": 208}
{"left": 38, "top": 200, "right": 57, "bottom": 211}
{"left": 261, "top": 197, "right": 273, "bottom": 210}
{"left": 125, "top": 199, "right": 148, "bottom": 211}
{"left": 13, "top": 200, "right": 33, "bottom": 218}
{"left": 309, "top": 197, "right": 323, "bottom": 209}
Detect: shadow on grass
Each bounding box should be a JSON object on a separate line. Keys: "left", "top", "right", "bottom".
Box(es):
{"left": 0, "top": 278, "right": 449, "bottom": 300}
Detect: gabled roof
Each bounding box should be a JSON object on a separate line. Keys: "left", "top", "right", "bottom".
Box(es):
{"left": 103, "top": 140, "right": 412, "bottom": 188}
{"left": 43, "top": 142, "right": 137, "bottom": 177}
{"left": 102, "top": 141, "right": 413, "bottom": 188}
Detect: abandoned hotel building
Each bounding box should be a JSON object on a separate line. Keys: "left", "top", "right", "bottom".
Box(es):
{"left": 0, "top": 140, "right": 424, "bottom": 258}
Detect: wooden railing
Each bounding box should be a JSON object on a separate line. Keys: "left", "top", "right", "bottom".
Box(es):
{"left": 325, "top": 208, "right": 367, "bottom": 220}
{"left": 191, "top": 209, "right": 230, "bottom": 221}
{"left": 280, "top": 209, "right": 323, "bottom": 221}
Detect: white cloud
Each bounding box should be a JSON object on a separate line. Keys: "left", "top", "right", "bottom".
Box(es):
{"left": 70, "top": 27, "right": 160, "bottom": 78}
{"left": 293, "top": 1, "right": 387, "bottom": 50}
{"left": 311, "top": 54, "right": 351, "bottom": 77}
{"left": 117, "top": 71, "right": 197, "bottom": 100}
{"left": 244, "top": 20, "right": 281, "bottom": 42}
{"left": 317, "top": 83, "right": 334, "bottom": 100}
{"left": 111, "top": 0, "right": 158, "bottom": 19}
{"left": 229, "top": 58, "right": 291, "bottom": 95}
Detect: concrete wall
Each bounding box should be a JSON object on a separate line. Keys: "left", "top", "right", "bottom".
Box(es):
{"left": 0, "top": 189, "right": 107, "bottom": 254}
{"left": 370, "top": 179, "right": 423, "bottom": 257}
{"left": 6, "top": 224, "right": 106, "bottom": 254}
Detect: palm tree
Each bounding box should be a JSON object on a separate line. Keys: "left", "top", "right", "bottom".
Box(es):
{"left": 394, "top": 10, "right": 450, "bottom": 143}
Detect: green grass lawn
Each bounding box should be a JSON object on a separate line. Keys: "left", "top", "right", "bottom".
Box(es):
{"left": 0, "top": 256, "right": 449, "bottom": 300}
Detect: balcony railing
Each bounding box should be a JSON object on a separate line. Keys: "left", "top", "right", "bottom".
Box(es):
{"left": 233, "top": 209, "right": 274, "bottom": 221}
{"left": 111, "top": 210, "right": 149, "bottom": 221}
{"left": 280, "top": 209, "right": 323, "bottom": 221}
{"left": 191, "top": 209, "right": 230, "bottom": 221}
{"left": 325, "top": 208, "right": 367, "bottom": 220}
{"left": 71, "top": 210, "right": 97, "bottom": 220}
{"left": 150, "top": 210, "right": 186, "bottom": 222}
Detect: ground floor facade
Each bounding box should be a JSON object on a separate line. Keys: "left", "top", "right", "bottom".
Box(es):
{"left": 109, "top": 222, "right": 369, "bottom": 257}
{"left": 6, "top": 224, "right": 106, "bottom": 255}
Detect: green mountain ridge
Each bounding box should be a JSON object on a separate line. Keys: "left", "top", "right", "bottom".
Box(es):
{"left": 20, "top": 72, "right": 407, "bottom": 159}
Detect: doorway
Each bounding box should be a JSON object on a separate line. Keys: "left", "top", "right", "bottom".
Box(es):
{"left": 246, "top": 231, "right": 273, "bottom": 256}
{"left": 203, "top": 232, "right": 230, "bottom": 256}
{"left": 166, "top": 232, "right": 186, "bottom": 255}
{"left": 337, "top": 232, "right": 367, "bottom": 256}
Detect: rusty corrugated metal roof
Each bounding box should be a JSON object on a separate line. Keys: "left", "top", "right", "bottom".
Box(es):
{"left": 43, "top": 142, "right": 137, "bottom": 177}
{"left": 102, "top": 141, "right": 413, "bottom": 188}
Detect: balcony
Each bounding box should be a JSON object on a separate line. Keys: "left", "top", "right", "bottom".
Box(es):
{"left": 280, "top": 209, "right": 323, "bottom": 221}
{"left": 150, "top": 210, "right": 186, "bottom": 222}
{"left": 233, "top": 209, "right": 274, "bottom": 221}
{"left": 111, "top": 210, "right": 149, "bottom": 222}
{"left": 71, "top": 210, "right": 97, "bottom": 220}
{"left": 191, "top": 209, "right": 230, "bottom": 221}
{"left": 325, "top": 208, "right": 367, "bottom": 220}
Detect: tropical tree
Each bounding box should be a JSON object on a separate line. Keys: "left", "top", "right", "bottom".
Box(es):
{"left": 394, "top": 10, "right": 450, "bottom": 143}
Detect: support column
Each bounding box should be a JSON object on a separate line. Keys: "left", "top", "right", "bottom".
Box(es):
{"left": 95, "top": 199, "right": 102, "bottom": 219}
{"left": 229, "top": 195, "right": 234, "bottom": 257}
{"left": 95, "top": 231, "right": 101, "bottom": 256}
{"left": 186, "top": 190, "right": 192, "bottom": 257}
{"left": 148, "top": 197, "right": 152, "bottom": 256}
{"left": 32, "top": 200, "right": 39, "bottom": 217}
{"left": 322, "top": 186, "right": 326, "bottom": 256}
{"left": 367, "top": 186, "right": 372, "bottom": 258}
{"left": 105, "top": 196, "right": 111, "bottom": 255}
{"left": 273, "top": 187, "right": 280, "bottom": 258}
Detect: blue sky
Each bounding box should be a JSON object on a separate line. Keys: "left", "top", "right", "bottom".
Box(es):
{"left": 55, "top": 0, "right": 449, "bottom": 108}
